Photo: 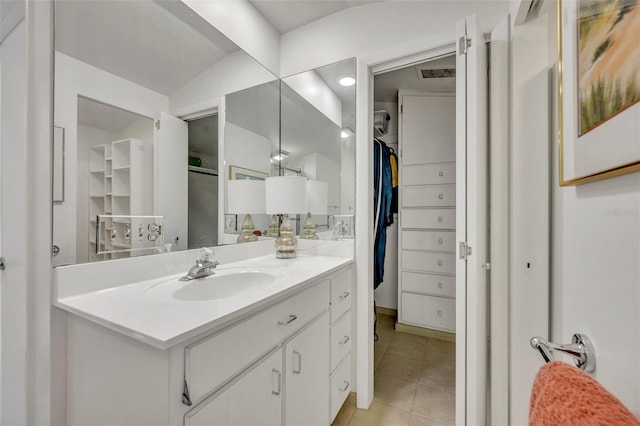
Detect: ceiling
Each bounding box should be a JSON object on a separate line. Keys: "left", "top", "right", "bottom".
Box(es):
{"left": 374, "top": 55, "right": 456, "bottom": 102}
{"left": 77, "top": 96, "right": 149, "bottom": 133}
{"left": 312, "top": 59, "right": 357, "bottom": 129}
{"left": 249, "top": 0, "right": 383, "bottom": 34}
{"left": 55, "top": 0, "right": 240, "bottom": 96}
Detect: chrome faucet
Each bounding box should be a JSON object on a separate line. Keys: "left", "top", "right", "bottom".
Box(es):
{"left": 180, "top": 248, "right": 219, "bottom": 281}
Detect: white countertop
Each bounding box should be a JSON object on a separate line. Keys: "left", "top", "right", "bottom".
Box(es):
{"left": 55, "top": 254, "right": 353, "bottom": 350}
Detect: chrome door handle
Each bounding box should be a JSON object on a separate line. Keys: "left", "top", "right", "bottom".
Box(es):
{"left": 52, "top": 245, "right": 60, "bottom": 256}
{"left": 339, "top": 291, "right": 350, "bottom": 300}
{"left": 339, "top": 336, "right": 350, "bottom": 345}
{"left": 339, "top": 381, "right": 350, "bottom": 392}
{"left": 293, "top": 350, "right": 302, "bottom": 374}
{"left": 0, "top": 257, "right": 5, "bottom": 270}
{"left": 272, "top": 369, "right": 282, "bottom": 395}
{"left": 278, "top": 314, "right": 298, "bottom": 326}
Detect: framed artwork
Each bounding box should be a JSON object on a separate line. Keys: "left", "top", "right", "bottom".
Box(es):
{"left": 558, "top": 0, "right": 640, "bottom": 185}
{"left": 229, "top": 165, "right": 269, "bottom": 181}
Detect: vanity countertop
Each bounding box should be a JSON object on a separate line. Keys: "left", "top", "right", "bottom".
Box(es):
{"left": 55, "top": 254, "right": 353, "bottom": 350}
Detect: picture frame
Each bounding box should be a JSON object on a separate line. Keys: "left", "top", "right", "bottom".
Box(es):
{"left": 558, "top": 0, "right": 640, "bottom": 186}
{"left": 229, "top": 165, "right": 269, "bottom": 181}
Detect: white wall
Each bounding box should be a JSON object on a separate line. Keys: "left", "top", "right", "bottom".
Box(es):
{"left": 54, "top": 52, "right": 169, "bottom": 265}
{"left": 280, "top": 1, "right": 508, "bottom": 77}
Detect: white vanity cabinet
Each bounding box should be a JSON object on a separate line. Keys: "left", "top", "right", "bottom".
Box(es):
{"left": 63, "top": 262, "right": 353, "bottom": 426}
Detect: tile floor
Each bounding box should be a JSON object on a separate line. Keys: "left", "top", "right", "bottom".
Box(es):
{"left": 332, "top": 313, "right": 455, "bottom": 426}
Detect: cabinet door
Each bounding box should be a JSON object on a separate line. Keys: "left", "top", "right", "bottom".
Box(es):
{"left": 285, "top": 312, "right": 330, "bottom": 426}
{"left": 185, "top": 348, "right": 283, "bottom": 426}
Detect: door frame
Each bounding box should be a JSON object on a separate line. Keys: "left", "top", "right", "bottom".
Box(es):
{"left": 354, "top": 14, "right": 510, "bottom": 422}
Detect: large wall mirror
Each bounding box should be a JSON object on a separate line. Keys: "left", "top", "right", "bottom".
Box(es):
{"left": 52, "top": 0, "right": 356, "bottom": 267}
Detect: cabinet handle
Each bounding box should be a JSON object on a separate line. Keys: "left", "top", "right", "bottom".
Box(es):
{"left": 438, "top": 193, "right": 444, "bottom": 200}
{"left": 339, "top": 335, "right": 350, "bottom": 345}
{"left": 438, "top": 238, "right": 443, "bottom": 245}
{"left": 272, "top": 369, "right": 282, "bottom": 395}
{"left": 339, "top": 381, "right": 350, "bottom": 392}
{"left": 438, "top": 171, "right": 444, "bottom": 177}
{"left": 437, "top": 216, "right": 443, "bottom": 223}
{"left": 438, "top": 282, "right": 443, "bottom": 289}
{"left": 437, "top": 260, "right": 443, "bottom": 267}
{"left": 293, "top": 350, "right": 302, "bottom": 374}
{"left": 437, "top": 310, "right": 443, "bottom": 317}
{"left": 278, "top": 314, "right": 298, "bottom": 326}
{"left": 339, "top": 291, "right": 350, "bottom": 300}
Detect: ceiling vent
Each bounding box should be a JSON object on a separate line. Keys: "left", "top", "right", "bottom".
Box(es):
{"left": 416, "top": 66, "right": 456, "bottom": 79}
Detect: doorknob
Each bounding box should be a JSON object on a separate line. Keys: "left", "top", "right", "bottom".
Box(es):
{"left": 0, "top": 257, "right": 5, "bottom": 270}
{"left": 52, "top": 245, "right": 60, "bottom": 256}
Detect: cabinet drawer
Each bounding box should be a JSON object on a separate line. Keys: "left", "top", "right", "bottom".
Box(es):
{"left": 402, "top": 209, "right": 455, "bottom": 229}
{"left": 330, "top": 353, "right": 352, "bottom": 422}
{"left": 402, "top": 251, "right": 456, "bottom": 275}
{"left": 402, "top": 230, "right": 455, "bottom": 252}
{"left": 401, "top": 293, "right": 455, "bottom": 332}
{"left": 402, "top": 185, "right": 455, "bottom": 208}
{"left": 402, "top": 163, "right": 455, "bottom": 185}
{"left": 185, "top": 281, "right": 329, "bottom": 403}
{"left": 401, "top": 272, "right": 456, "bottom": 298}
{"left": 330, "top": 311, "right": 352, "bottom": 373}
{"left": 331, "top": 267, "right": 352, "bottom": 323}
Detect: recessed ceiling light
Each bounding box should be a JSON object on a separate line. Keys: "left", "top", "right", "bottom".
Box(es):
{"left": 341, "top": 130, "right": 349, "bottom": 138}
{"left": 338, "top": 76, "right": 355, "bottom": 87}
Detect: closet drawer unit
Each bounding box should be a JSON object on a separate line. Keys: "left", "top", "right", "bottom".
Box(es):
{"left": 330, "top": 267, "right": 352, "bottom": 323}
{"left": 330, "top": 353, "right": 352, "bottom": 422}
{"left": 185, "top": 281, "right": 329, "bottom": 403}
{"left": 402, "top": 251, "right": 456, "bottom": 275}
{"left": 402, "top": 230, "right": 456, "bottom": 252}
{"left": 330, "top": 311, "right": 352, "bottom": 373}
{"left": 401, "top": 209, "right": 455, "bottom": 229}
{"left": 402, "top": 185, "right": 456, "bottom": 208}
{"left": 401, "top": 272, "right": 456, "bottom": 298}
{"left": 401, "top": 293, "right": 455, "bottom": 332}
{"left": 402, "top": 163, "right": 455, "bottom": 185}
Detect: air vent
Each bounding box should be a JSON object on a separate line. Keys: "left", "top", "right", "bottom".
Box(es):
{"left": 416, "top": 67, "right": 456, "bottom": 79}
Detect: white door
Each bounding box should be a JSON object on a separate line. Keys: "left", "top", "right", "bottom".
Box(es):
{"left": 0, "top": 14, "right": 28, "bottom": 425}
{"left": 455, "top": 14, "right": 489, "bottom": 426}
{"left": 285, "top": 312, "right": 330, "bottom": 426}
{"left": 155, "top": 112, "right": 188, "bottom": 251}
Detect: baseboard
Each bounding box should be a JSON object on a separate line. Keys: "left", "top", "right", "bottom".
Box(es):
{"left": 395, "top": 322, "right": 456, "bottom": 343}
{"left": 375, "top": 306, "right": 397, "bottom": 317}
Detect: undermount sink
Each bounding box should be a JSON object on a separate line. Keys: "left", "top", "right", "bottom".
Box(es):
{"left": 145, "top": 268, "right": 282, "bottom": 301}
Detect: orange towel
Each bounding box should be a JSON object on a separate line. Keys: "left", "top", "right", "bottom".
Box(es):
{"left": 530, "top": 361, "right": 640, "bottom": 426}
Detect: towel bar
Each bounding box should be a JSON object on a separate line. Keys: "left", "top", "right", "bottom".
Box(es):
{"left": 530, "top": 333, "right": 596, "bottom": 373}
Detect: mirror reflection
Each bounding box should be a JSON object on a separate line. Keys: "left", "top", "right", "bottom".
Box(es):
{"left": 279, "top": 58, "right": 356, "bottom": 238}
{"left": 52, "top": 0, "right": 278, "bottom": 266}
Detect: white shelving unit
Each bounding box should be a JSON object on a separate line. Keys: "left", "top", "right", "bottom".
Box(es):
{"left": 88, "top": 138, "right": 153, "bottom": 261}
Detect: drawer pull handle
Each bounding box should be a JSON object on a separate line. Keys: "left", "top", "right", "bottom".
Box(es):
{"left": 438, "top": 171, "right": 444, "bottom": 177}
{"left": 293, "top": 350, "right": 302, "bottom": 374}
{"left": 438, "top": 282, "right": 443, "bottom": 289}
{"left": 438, "top": 238, "right": 443, "bottom": 245}
{"left": 339, "top": 335, "right": 350, "bottom": 345}
{"left": 278, "top": 314, "right": 298, "bottom": 326}
{"left": 437, "top": 216, "right": 443, "bottom": 223}
{"left": 272, "top": 369, "right": 282, "bottom": 395}
{"left": 437, "top": 260, "right": 443, "bottom": 267}
{"left": 339, "top": 291, "right": 350, "bottom": 300}
{"left": 437, "top": 310, "right": 443, "bottom": 317}
{"left": 438, "top": 193, "right": 444, "bottom": 200}
{"left": 339, "top": 381, "right": 350, "bottom": 392}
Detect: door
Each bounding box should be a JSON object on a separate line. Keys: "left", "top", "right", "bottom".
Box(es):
{"left": 285, "top": 312, "right": 330, "bottom": 426}
{"left": 0, "top": 14, "right": 28, "bottom": 425}
{"left": 455, "top": 14, "right": 489, "bottom": 426}
{"left": 185, "top": 348, "right": 283, "bottom": 426}
{"left": 155, "top": 111, "right": 188, "bottom": 251}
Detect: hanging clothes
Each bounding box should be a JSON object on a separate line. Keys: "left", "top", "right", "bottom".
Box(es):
{"left": 373, "top": 138, "right": 393, "bottom": 290}
{"left": 389, "top": 147, "right": 399, "bottom": 216}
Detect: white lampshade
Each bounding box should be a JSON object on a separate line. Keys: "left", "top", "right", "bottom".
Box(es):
{"left": 265, "top": 176, "right": 308, "bottom": 214}
{"left": 227, "top": 179, "right": 266, "bottom": 214}
{"left": 306, "top": 180, "right": 328, "bottom": 214}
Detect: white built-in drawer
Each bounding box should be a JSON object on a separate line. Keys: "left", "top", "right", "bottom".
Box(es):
{"left": 402, "top": 230, "right": 455, "bottom": 252}
{"left": 401, "top": 293, "right": 455, "bottom": 332}
{"left": 185, "top": 281, "right": 329, "bottom": 403}
{"left": 330, "top": 353, "right": 352, "bottom": 422}
{"left": 330, "top": 267, "right": 352, "bottom": 323}
{"left": 402, "top": 251, "right": 456, "bottom": 275}
{"left": 330, "top": 311, "right": 351, "bottom": 373}
{"left": 402, "top": 163, "right": 455, "bottom": 185}
{"left": 401, "top": 272, "right": 456, "bottom": 298}
{"left": 402, "top": 209, "right": 455, "bottom": 229}
{"left": 402, "top": 185, "right": 456, "bottom": 208}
